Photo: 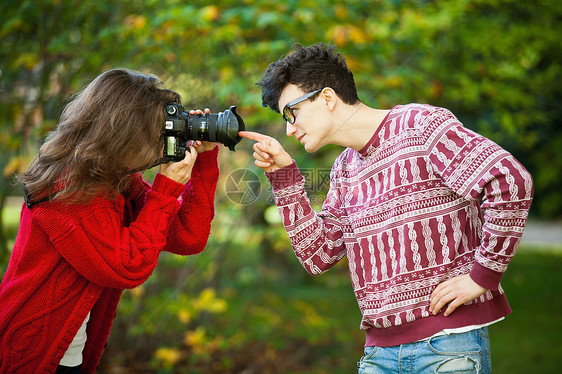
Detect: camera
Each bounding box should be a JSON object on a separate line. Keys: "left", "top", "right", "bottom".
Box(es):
{"left": 162, "top": 103, "right": 245, "bottom": 162}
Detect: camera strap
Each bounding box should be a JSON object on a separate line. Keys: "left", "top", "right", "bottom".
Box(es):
{"left": 23, "top": 185, "right": 53, "bottom": 209}
{"left": 125, "top": 157, "right": 169, "bottom": 176}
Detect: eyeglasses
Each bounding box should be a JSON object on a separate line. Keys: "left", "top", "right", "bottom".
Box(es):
{"left": 282, "top": 88, "right": 322, "bottom": 124}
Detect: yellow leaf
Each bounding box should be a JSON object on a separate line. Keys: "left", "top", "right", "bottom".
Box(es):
{"left": 123, "top": 15, "right": 146, "bottom": 30}
{"left": 334, "top": 5, "right": 348, "bottom": 20}
{"left": 348, "top": 25, "right": 369, "bottom": 44}
{"left": 177, "top": 309, "right": 192, "bottom": 324}
{"left": 331, "top": 25, "right": 348, "bottom": 46}
{"left": 184, "top": 327, "right": 206, "bottom": 347}
{"left": 154, "top": 347, "right": 182, "bottom": 366}
{"left": 15, "top": 53, "right": 39, "bottom": 70}
{"left": 165, "top": 52, "right": 176, "bottom": 63}
{"left": 207, "top": 299, "right": 228, "bottom": 314}
{"left": 345, "top": 57, "right": 362, "bottom": 72}
{"left": 130, "top": 285, "right": 145, "bottom": 299}
{"left": 195, "top": 288, "right": 228, "bottom": 313}
{"left": 197, "top": 288, "right": 216, "bottom": 305}
{"left": 385, "top": 75, "right": 402, "bottom": 88}
{"left": 3, "top": 157, "right": 28, "bottom": 178}
{"left": 201, "top": 5, "right": 219, "bottom": 22}
{"left": 220, "top": 66, "right": 235, "bottom": 81}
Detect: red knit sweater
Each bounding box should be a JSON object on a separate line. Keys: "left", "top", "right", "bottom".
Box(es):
{"left": 266, "top": 104, "right": 533, "bottom": 347}
{"left": 0, "top": 147, "right": 219, "bottom": 373}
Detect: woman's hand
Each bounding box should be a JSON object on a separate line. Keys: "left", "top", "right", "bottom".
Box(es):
{"left": 160, "top": 144, "right": 198, "bottom": 184}
{"left": 192, "top": 140, "right": 217, "bottom": 153}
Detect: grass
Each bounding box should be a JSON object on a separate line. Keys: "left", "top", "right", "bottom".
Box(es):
{"left": 490, "top": 246, "right": 561, "bottom": 374}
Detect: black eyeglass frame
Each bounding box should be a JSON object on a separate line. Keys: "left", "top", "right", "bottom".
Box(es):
{"left": 282, "top": 88, "right": 323, "bottom": 124}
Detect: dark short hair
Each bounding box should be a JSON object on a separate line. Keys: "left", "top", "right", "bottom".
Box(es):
{"left": 258, "top": 43, "right": 360, "bottom": 112}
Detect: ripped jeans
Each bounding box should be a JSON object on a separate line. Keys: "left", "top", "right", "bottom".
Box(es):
{"left": 357, "top": 327, "right": 491, "bottom": 374}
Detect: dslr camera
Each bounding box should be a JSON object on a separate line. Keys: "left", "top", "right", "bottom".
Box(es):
{"left": 162, "top": 103, "right": 245, "bottom": 162}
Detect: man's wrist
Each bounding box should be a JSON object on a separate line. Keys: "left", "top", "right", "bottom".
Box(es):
{"left": 265, "top": 161, "right": 302, "bottom": 190}
{"left": 276, "top": 153, "right": 294, "bottom": 169}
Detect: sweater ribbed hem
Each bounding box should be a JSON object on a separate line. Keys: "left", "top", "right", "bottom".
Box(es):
{"left": 470, "top": 261, "right": 503, "bottom": 291}
{"left": 193, "top": 145, "right": 219, "bottom": 172}
{"left": 152, "top": 173, "right": 184, "bottom": 198}
{"left": 364, "top": 296, "right": 511, "bottom": 347}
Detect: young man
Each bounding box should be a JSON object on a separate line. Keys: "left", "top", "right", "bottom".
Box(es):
{"left": 239, "top": 43, "right": 533, "bottom": 373}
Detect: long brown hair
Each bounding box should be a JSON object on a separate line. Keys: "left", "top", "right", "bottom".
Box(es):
{"left": 19, "top": 68, "right": 180, "bottom": 204}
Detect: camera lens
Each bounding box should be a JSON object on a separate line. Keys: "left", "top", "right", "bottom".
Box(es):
{"left": 215, "top": 106, "right": 245, "bottom": 151}
{"left": 160, "top": 104, "right": 246, "bottom": 165}
{"left": 187, "top": 106, "right": 244, "bottom": 151}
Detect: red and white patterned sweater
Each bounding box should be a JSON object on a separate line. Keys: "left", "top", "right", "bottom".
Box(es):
{"left": 266, "top": 104, "right": 533, "bottom": 347}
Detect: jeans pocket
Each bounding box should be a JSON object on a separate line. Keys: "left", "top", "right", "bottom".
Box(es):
{"left": 427, "top": 331, "right": 483, "bottom": 356}
{"left": 357, "top": 346, "right": 379, "bottom": 372}
{"left": 426, "top": 331, "right": 491, "bottom": 374}
{"left": 478, "top": 326, "right": 490, "bottom": 341}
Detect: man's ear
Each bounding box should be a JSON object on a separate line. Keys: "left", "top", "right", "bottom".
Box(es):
{"left": 321, "top": 87, "right": 338, "bottom": 111}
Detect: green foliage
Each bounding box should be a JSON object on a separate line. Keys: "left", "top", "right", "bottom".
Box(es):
{"left": 1, "top": 0, "right": 561, "bottom": 225}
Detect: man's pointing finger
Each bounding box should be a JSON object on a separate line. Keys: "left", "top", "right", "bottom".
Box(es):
{"left": 238, "top": 131, "right": 270, "bottom": 142}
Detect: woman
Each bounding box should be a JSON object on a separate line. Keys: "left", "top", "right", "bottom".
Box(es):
{"left": 0, "top": 69, "right": 219, "bottom": 373}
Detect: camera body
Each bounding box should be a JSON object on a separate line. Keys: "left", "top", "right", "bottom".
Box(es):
{"left": 162, "top": 103, "right": 244, "bottom": 162}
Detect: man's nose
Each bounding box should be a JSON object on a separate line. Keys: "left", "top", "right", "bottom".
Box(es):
{"left": 286, "top": 122, "right": 297, "bottom": 136}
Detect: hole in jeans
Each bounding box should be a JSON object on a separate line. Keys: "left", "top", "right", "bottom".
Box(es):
{"left": 436, "top": 356, "right": 479, "bottom": 373}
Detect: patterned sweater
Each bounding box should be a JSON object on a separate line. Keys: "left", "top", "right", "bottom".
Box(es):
{"left": 266, "top": 104, "right": 533, "bottom": 347}
{"left": 0, "top": 147, "right": 219, "bottom": 373}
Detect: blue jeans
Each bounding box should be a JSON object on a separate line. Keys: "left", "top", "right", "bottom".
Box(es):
{"left": 357, "top": 327, "right": 491, "bottom": 374}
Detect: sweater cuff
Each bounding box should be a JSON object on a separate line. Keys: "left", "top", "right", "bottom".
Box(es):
{"left": 470, "top": 261, "right": 503, "bottom": 291}
{"left": 193, "top": 145, "right": 219, "bottom": 173}
{"left": 265, "top": 161, "right": 303, "bottom": 191}
{"left": 152, "top": 173, "right": 185, "bottom": 199}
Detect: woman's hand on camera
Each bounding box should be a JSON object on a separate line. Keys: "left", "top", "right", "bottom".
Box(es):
{"left": 160, "top": 144, "right": 198, "bottom": 184}
{"left": 189, "top": 108, "right": 217, "bottom": 153}
{"left": 192, "top": 140, "right": 217, "bottom": 153}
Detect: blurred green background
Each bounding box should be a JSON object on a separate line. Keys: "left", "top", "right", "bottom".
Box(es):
{"left": 1, "top": 0, "right": 561, "bottom": 373}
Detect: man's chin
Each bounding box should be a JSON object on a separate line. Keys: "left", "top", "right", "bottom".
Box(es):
{"left": 304, "top": 144, "right": 320, "bottom": 153}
